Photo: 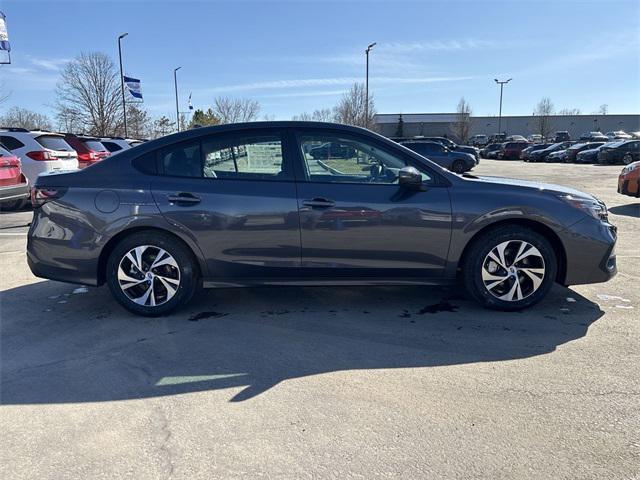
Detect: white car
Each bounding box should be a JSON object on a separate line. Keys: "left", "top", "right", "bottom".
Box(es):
{"left": 99, "top": 137, "right": 132, "bottom": 154}
{"left": 0, "top": 128, "right": 79, "bottom": 185}
{"left": 605, "top": 131, "right": 632, "bottom": 140}
{"left": 469, "top": 134, "right": 488, "bottom": 147}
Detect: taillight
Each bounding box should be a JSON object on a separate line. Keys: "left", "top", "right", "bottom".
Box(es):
{"left": 30, "top": 186, "right": 66, "bottom": 208}
{"left": 0, "top": 156, "right": 20, "bottom": 167}
{"left": 26, "top": 150, "right": 55, "bottom": 161}
{"left": 78, "top": 151, "right": 98, "bottom": 162}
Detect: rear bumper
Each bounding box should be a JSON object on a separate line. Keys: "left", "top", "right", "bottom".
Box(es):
{"left": 0, "top": 180, "right": 29, "bottom": 203}
{"left": 561, "top": 217, "right": 617, "bottom": 286}
{"left": 618, "top": 178, "right": 640, "bottom": 197}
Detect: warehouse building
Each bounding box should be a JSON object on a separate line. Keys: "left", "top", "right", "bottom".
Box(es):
{"left": 374, "top": 113, "right": 640, "bottom": 142}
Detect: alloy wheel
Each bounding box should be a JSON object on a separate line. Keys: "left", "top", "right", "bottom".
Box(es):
{"left": 117, "top": 245, "right": 181, "bottom": 307}
{"left": 481, "top": 240, "right": 546, "bottom": 302}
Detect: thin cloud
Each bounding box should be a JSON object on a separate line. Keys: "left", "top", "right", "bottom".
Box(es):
{"left": 379, "top": 39, "right": 497, "bottom": 53}
{"left": 197, "top": 75, "right": 473, "bottom": 94}
{"left": 28, "top": 56, "right": 71, "bottom": 71}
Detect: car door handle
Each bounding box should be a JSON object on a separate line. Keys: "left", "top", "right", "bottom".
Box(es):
{"left": 167, "top": 192, "right": 201, "bottom": 205}
{"left": 302, "top": 198, "right": 335, "bottom": 208}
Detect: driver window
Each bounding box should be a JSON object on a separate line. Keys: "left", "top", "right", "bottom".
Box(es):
{"left": 299, "top": 134, "right": 430, "bottom": 184}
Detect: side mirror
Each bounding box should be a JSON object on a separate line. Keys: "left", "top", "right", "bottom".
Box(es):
{"left": 398, "top": 166, "right": 423, "bottom": 189}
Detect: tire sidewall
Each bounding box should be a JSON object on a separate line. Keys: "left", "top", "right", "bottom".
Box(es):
{"left": 464, "top": 227, "right": 557, "bottom": 311}
{"left": 106, "top": 232, "right": 198, "bottom": 317}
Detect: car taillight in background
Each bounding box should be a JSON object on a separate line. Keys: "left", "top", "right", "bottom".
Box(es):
{"left": 30, "top": 186, "right": 67, "bottom": 208}
{"left": 25, "top": 151, "right": 57, "bottom": 161}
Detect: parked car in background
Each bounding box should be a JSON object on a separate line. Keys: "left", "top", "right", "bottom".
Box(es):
{"left": 545, "top": 149, "right": 569, "bottom": 163}
{"left": 605, "top": 131, "right": 632, "bottom": 140}
{"left": 309, "top": 141, "right": 356, "bottom": 159}
{"left": 469, "top": 134, "right": 488, "bottom": 147}
{"left": 27, "top": 121, "right": 617, "bottom": 316}
{"left": 100, "top": 137, "right": 133, "bottom": 154}
{"left": 580, "top": 132, "right": 609, "bottom": 142}
{"left": 488, "top": 133, "right": 507, "bottom": 144}
{"left": 499, "top": 141, "right": 530, "bottom": 160}
{"left": 63, "top": 134, "right": 111, "bottom": 169}
{"left": 527, "top": 142, "right": 572, "bottom": 162}
{"left": 480, "top": 143, "right": 503, "bottom": 159}
{"left": 401, "top": 140, "right": 476, "bottom": 173}
{"left": 127, "top": 138, "right": 147, "bottom": 147}
{"left": 527, "top": 134, "right": 543, "bottom": 143}
{"left": 618, "top": 161, "right": 640, "bottom": 198}
{"left": 0, "top": 128, "right": 78, "bottom": 184}
{"left": 506, "top": 135, "right": 527, "bottom": 142}
{"left": 630, "top": 131, "right": 640, "bottom": 139}
{"left": 420, "top": 137, "right": 479, "bottom": 161}
{"left": 598, "top": 140, "right": 640, "bottom": 165}
{"left": 553, "top": 131, "right": 571, "bottom": 142}
{"left": 0, "top": 143, "right": 29, "bottom": 210}
{"left": 521, "top": 143, "right": 551, "bottom": 161}
{"left": 575, "top": 143, "right": 612, "bottom": 164}
{"left": 564, "top": 142, "right": 606, "bottom": 162}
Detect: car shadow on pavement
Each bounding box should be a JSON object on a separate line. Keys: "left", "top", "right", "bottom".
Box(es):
{"left": 609, "top": 204, "right": 640, "bottom": 218}
{"left": 1, "top": 280, "right": 603, "bottom": 405}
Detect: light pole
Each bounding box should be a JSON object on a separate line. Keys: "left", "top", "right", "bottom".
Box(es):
{"left": 494, "top": 78, "right": 511, "bottom": 136}
{"left": 118, "top": 33, "right": 128, "bottom": 137}
{"left": 365, "top": 42, "right": 376, "bottom": 129}
{"left": 174, "top": 67, "right": 181, "bottom": 132}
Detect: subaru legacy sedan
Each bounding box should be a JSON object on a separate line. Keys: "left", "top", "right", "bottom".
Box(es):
{"left": 27, "top": 122, "right": 617, "bottom": 316}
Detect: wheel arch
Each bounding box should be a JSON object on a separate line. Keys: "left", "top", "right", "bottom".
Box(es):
{"left": 97, "top": 226, "right": 205, "bottom": 285}
{"left": 457, "top": 218, "right": 567, "bottom": 284}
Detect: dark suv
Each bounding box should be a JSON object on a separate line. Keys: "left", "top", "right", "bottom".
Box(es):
{"left": 27, "top": 122, "right": 616, "bottom": 316}
{"left": 400, "top": 141, "right": 476, "bottom": 173}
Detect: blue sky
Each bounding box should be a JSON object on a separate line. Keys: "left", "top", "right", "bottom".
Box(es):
{"left": 1, "top": 0, "right": 639, "bottom": 123}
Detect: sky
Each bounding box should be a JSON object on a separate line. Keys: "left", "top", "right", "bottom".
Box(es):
{"left": 1, "top": 0, "right": 639, "bottom": 124}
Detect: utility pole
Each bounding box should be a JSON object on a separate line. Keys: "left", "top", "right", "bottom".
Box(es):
{"left": 365, "top": 42, "right": 376, "bottom": 129}
{"left": 174, "top": 67, "right": 181, "bottom": 132}
{"left": 118, "top": 33, "right": 129, "bottom": 137}
{"left": 494, "top": 78, "right": 512, "bottom": 137}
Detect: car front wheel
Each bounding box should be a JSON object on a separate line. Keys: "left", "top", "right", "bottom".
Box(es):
{"left": 106, "top": 231, "right": 199, "bottom": 316}
{"left": 463, "top": 226, "right": 557, "bottom": 311}
{"left": 623, "top": 154, "right": 634, "bottom": 165}
{"left": 451, "top": 160, "right": 466, "bottom": 174}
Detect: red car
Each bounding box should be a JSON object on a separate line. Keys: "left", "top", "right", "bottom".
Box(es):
{"left": 499, "top": 141, "right": 530, "bottom": 160}
{"left": 0, "top": 143, "right": 29, "bottom": 210}
{"left": 63, "top": 134, "right": 111, "bottom": 168}
{"left": 618, "top": 161, "right": 640, "bottom": 198}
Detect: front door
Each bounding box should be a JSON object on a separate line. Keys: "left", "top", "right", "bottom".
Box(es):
{"left": 293, "top": 130, "right": 452, "bottom": 279}
{"left": 151, "top": 129, "right": 301, "bottom": 280}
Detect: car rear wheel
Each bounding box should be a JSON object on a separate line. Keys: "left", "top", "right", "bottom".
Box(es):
{"left": 463, "top": 226, "right": 557, "bottom": 311}
{"left": 451, "top": 160, "right": 466, "bottom": 174}
{"left": 106, "top": 232, "right": 199, "bottom": 317}
{"left": 623, "top": 154, "right": 634, "bottom": 165}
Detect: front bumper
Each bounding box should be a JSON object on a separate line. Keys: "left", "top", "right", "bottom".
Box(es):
{"left": 618, "top": 177, "right": 640, "bottom": 197}
{"left": 561, "top": 217, "right": 617, "bottom": 286}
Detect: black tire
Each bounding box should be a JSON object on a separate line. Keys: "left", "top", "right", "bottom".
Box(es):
{"left": 462, "top": 225, "right": 557, "bottom": 311}
{"left": 451, "top": 160, "right": 466, "bottom": 174}
{"left": 623, "top": 154, "right": 634, "bottom": 166}
{"left": 106, "top": 231, "right": 200, "bottom": 317}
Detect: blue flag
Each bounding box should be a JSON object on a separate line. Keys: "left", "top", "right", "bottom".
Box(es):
{"left": 0, "top": 12, "right": 10, "bottom": 53}
{"left": 123, "top": 75, "right": 143, "bottom": 101}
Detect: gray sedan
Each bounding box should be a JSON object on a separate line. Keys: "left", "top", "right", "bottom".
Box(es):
{"left": 27, "top": 122, "right": 616, "bottom": 316}
{"left": 401, "top": 141, "right": 476, "bottom": 173}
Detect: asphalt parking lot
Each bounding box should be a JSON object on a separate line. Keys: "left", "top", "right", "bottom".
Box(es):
{"left": 1, "top": 160, "right": 638, "bottom": 479}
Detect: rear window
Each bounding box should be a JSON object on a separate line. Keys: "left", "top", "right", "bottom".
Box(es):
{"left": 102, "top": 141, "right": 123, "bottom": 152}
{"left": 82, "top": 140, "right": 108, "bottom": 152}
{"left": 36, "top": 135, "right": 74, "bottom": 151}
{"left": 0, "top": 145, "right": 12, "bottom": 156}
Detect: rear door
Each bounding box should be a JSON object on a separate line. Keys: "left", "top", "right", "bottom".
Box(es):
{"left": 150, "top": 128, "right": 301, "bottom": 281}
{"left": 292, "top": 129, "right": 452, "bottom": 278}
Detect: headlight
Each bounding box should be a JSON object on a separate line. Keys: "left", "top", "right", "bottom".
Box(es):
{"left": 558, "top": 194, "right": 608, "bottom": 222}
{"left": 622, "top": 163, "right": 640, "bottom": 174}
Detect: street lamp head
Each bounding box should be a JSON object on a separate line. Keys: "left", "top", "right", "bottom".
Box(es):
{"left": 506, "top": 78, "right": 512, "bottom": 83}
{"left": 366, "top": 42, "right": 377, "bottom": 52}
{"left": 494, "top": 78, "right": 498, "bottom": 83}
{"left": 118, "top": 33, "right": 128, "bottom": 40}
{"left": 174, "top": 66, "right": 181, "bottom": 72}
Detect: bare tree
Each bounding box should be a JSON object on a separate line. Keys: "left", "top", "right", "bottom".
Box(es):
{"left": 333, "top": 83, "right": 375, "bottom": 129}
{"left": 533, "top": 97, "right": 555, "bottom": 141}
{"left": 55, "top": 52, "right": 123, "bottom": 136}
{"left": 452, "top": 97, "right": 473, "bottom": 143}
{"left": 598, "top": 104, "right": 608, "bottom": 115}
{"left": 557, "top": 108, "right": 581, "bottom": 115}
{"left": 211, "top": 97, "right": 260, "bottom": 124}
{"left": 151, "top": 116, "right": 174, "bottom": 138}
{"left": 292, "top": 108, "right": 335, "bottom": 122}
{"left": 56, "top": 106, "right": 84, "bottom": 133}
{"left": 0, "top": 80, "right": 10, "bottom": 108}
{"left": 0, "top": 106, "right": 52, "bottom": 130}
{"left": 126, "top": 105, "right": 151, "bottom": 138}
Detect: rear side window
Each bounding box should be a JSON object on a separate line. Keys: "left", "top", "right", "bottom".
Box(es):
{"left": 0, "top": 145, "right": 12, "bottom": 156}
{"left": 102, "top": 141, "right": 122, "bottom": 152}
{"left": 161, "top": 140, "right": 202, "bottom": 178}
{"left": 132, "top": 151, "right": 158, "bottom": 175}
{"left": 0, "top": 136, "right": 25, "bottom": 151}
{"left": 36, "top": 135, "right": 74, "bottom": 151}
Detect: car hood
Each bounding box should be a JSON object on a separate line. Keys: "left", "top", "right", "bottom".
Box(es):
{"left": 471, "top": 175, "right": 597, "bottom": 201}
